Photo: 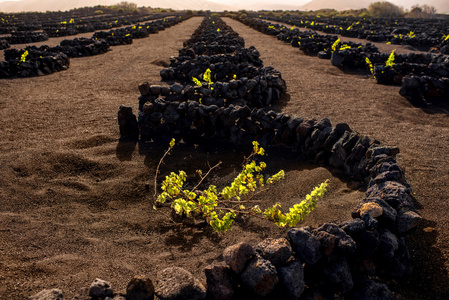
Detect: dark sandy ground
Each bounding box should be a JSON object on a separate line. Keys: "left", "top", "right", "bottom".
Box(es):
{"left": 0, "top": 16, "right": 448, "bottom": 299}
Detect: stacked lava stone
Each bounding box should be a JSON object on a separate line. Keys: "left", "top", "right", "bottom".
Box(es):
{"left": 135, "top": 16, "right": 287, "bottom": 142}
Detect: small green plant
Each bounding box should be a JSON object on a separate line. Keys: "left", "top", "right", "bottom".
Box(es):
{"left": 19, "top": 50, "right": 29, "bottom": 64}
{"left": 331, "top": 39, "right": 351, "bottom": 52}
{"left": 339, "top": 44, "right": 351, "bottom": 50}
{"left": 385, "top": 49, "right": 396, "bottom": 68}
{"left": 203, "top": 68, "right": 212, "bottom": 85}
{"left": 365, "top": 57, "right": 375, "bottom": 76}
{"left": 192, "top": 77, "right": 202, "bottom": 86}
{"left": 331, "top": 38, "right": 341, "bottom": 52}
{"left": 154, "top": 140, "right": 329, "bottom": 232}
{"left": 192, "top": 68, "right": 214, "bottom": 90}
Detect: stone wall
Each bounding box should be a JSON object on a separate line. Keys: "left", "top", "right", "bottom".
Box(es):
{"left": 0, "top": 52, "right": 70, "bottom": 78}
{"left": 235, "top": 16, "right": 449, "bottom": 103}
{"left": 117, "top": 105, "right": 420, "bottom": 299}
{"left": 0, "top": 16, "right": 190, "bottom": 79}
{"left": 255, "top": 13, "right": 449, "bottom": 55}
{"left": 0, "top": 38, "right": 9, "bottom": 50}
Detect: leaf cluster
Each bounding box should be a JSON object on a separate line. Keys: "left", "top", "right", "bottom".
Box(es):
{"left": 192, "top": 67, "right": 214, "bottom": 87}
{"left": 331, "top": 38, "right": 340, "bottom": 52}
{"left": 365, "top": 57, "right": 375, "bottom": 76}
{"left": 19, "top": 50, "right": 29, "bottom": 64}
{"left": 263, "top": 180, "right": 329, "bottom": 227}
{"left": 385, "top": 49, "right": 396, "bottom": 68}
{"left": 154, "top": 140, "right": 328, "bottom": 232}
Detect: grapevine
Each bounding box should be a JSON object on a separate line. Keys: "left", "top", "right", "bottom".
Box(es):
{"left": 153, "top": 139, "right": 329, "bottom": 232}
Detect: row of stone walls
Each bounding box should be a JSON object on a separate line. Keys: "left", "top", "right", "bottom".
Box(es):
{"left": 0, "top": 16, "right": 190, "bottom": 79}
{"left": 236, "top": 16, "right": 449, "bottom": 103}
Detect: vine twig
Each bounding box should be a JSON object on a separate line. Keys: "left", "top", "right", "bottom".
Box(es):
{"left": 191, "top": 161, "right": 222, "bottom": 192}
{"left": 153, "top": 140, "right": 175, "bottom": 200}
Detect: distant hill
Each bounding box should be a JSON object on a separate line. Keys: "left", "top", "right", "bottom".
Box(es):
{"left": 0, "top": 0, "right": 234, "bottom": 12}
{"left": 300, "top": 0, "right": 449, "bottom": 14}
{"left": 220, "top": 0, "right": 308, "bottom": 11}
{"left": 0, "top": 0, "right": 308, "bottom": 13}
{"left": 300, "top": 0, "right": 372, "bottom": 11}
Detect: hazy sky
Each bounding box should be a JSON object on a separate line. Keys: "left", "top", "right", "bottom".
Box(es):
{"left": 0, "top": 0, "right": 441, "bottom": 11}
{"left": 0, "top": 0, "right": 432, "bottom": 5}
{"left": 209, "top": 0, "right": 438, "bottom": 9}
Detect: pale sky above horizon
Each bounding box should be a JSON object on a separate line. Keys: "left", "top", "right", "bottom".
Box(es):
{"left": 0, "top": 0, "right": 432, "bottom": 4}
{"left": 206, "top": 0, "right": 436, "bottom": 8}
{"left": 0, "top": 0, "right": 438, "bottom": 10}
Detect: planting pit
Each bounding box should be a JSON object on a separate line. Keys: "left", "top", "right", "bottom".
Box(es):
{"left": 140, "top": 139, "right": 364, "bottom": 229}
